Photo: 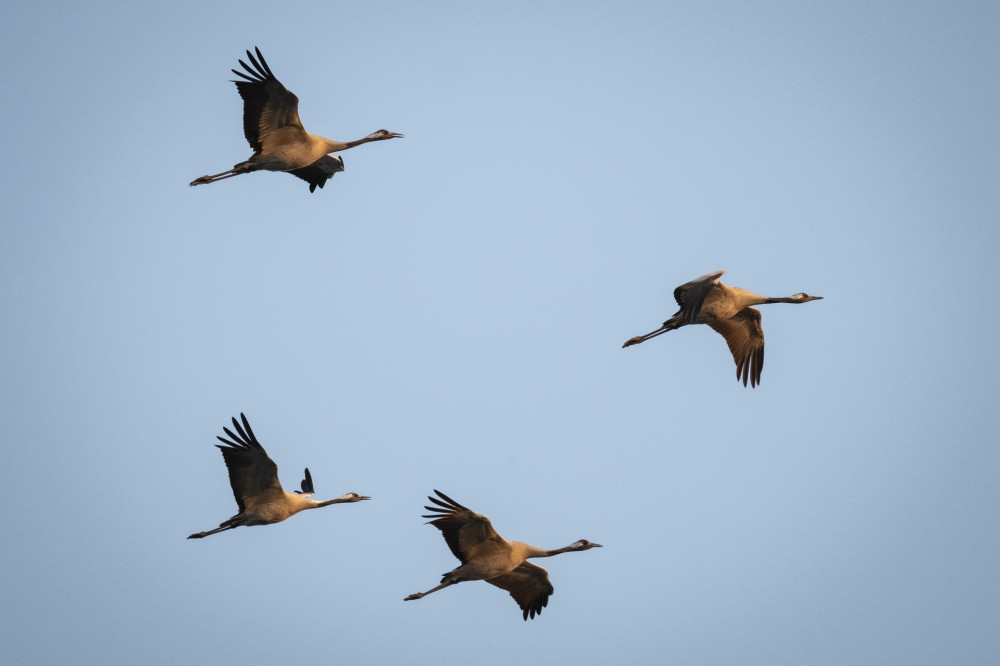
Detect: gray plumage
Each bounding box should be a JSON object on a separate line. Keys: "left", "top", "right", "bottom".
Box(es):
{"left": 189, "top": 47, "right": 402, "bottom": 192}
{"left": 187, "top": 413, "right": 369, "bottom": 539}
{"left": 404, "top": 490, "right": 602, "bottom": 620}
{"left": 623, "top": 270, "right": 822, "bottom": 387}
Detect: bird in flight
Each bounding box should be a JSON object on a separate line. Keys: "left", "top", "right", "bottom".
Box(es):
{"left": 188, "top": 413, "right": 369, "bottom": 539}
{"left": 190, "top": 47, "right": 402, "bottom": 192}
{"left": 623, "top": 270, "right": 822, "bottom": 387}
{"left": 404, "top": 490, "right": 602, "bottom": 620}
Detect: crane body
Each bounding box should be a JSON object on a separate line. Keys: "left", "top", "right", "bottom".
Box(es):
{"left": 623, "top": 270, "right": 822, "bottom": 387}
{"left": 187, "top": 413, "right": 369, "bottom": 539}
{"left": 404, "top": 490, "right": 601, "bottom": 620}
{"left": 190, "top": 47, "right": 402, "bottom": 192}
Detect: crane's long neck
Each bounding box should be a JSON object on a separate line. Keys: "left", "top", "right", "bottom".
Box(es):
{"left": 312, "top": 497, "right": 354, "bottom": 508}
{"left": 720, "top": 286, "right": 769, "bottom": 309}
{"left": 283, "top": 493, "right": 317, "bottom": 513}
{"left": 522, "top": 543, "right": 577, "bottom": 559}
{"left": 281, "top": 495, "right": 347, "bottom": 513}
{"left": 320, "top": 136, "right": 378, "bottom": 154}
{"left": 732, "top": 288, "right": 818, "bottom": 307}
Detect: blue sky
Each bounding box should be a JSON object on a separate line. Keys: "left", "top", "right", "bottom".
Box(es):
{"left": 2, "top": 2, "right": 998, "bottom": 664}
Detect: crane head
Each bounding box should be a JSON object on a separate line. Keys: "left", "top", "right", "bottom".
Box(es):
{"left": 570, "top": 540, "right": 602, "bottom": 550}
{"left": 792, "top": 293, "right": 823, "bottom": 302}
{"left": 338, "top": 492, "right": 371, "bottom": 502}
{"left": 366, "top": 129, "right": 404, "bottom": 141}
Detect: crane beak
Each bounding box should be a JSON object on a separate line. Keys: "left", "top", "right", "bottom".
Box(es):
{"left": 591, "top": 542, "right": 603, "bottom": 548}
{"left": 358, "top": 495, "right": 372, "bottom": 501}
{"left": 389, "top": 132, "right": 404, "bottom": 139}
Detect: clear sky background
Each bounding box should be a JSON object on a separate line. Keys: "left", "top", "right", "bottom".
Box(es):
{"left": 2, "top": 2, "right": 998, "bottom": 664}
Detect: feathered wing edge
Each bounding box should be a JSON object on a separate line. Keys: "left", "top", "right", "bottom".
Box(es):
{"left": 232, "top": 47, "right": 276, "bottom": 83}
{"left": 673, "top": 270, "right": 725, "bottom": 323}
{"left": 709, "top": 308, "right": 765, "bottom": 387}
{"left": 421, "top": 489, "right": 476, "bottom": 563}
{"left": 228, "top": 47, "right": 303, "bottom": 152}
{"left": 213, "top": 413, "right": 281, "bottom": 510}
{"left": 288, "top": 155, "right": 345, "bottom": 192}
{"left": 487, "top": 563, "right": 554, "bottom": 620}
{"left": 422, "top": 489, "right": 471, "bottom": 516}
{"left": 215, "top": 412, "right": 264, "bottom": 456}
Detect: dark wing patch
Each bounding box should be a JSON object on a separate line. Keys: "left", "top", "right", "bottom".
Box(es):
{"left": 230, "top": 47, "right": 304, "bottom": 152}
{"left": 295, "top": 467, "right": 314, "bottom": 494}
{"left": 709, "top": 307, "right": 765, "bottom": 387}
{"left": 673, "top": 270, "right": 724, "bottom": 323}
{"left": 487, "top": 562, "right": 554, "bottom": 620}
{"left": 421, "top": 490, "right": 505, "bottom": 564}
{"left": 214, "top": 413, "right": 283, "bottom": 511}
{"left": 288, "top": 155, "right": 345, "bottom": 192}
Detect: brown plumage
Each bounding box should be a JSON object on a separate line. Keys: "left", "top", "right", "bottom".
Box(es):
{"left": 187, "top": 413, "right": 369, "bottom": 539}
{"left": 623, "top": 270, "right": 822, "bottom": 387}
{"left": 189, "top": 47, "right": 402, "bottom": 192}
{"left": 404, "top": 490, "right": 601, "bottom": 620}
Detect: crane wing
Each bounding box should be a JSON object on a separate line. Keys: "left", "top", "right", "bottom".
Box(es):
{"left": 673, "top": 270, "right": 725, "bottom": 323}
{"left": 294, "top": 467, "right": 314, "bottom": 495}
{"left": 709, "top": 307, "right": 765, "bottom": 387}
{"left": 487, "top": 562, "right": 554, "bottom": 621}
{"left": 214, "top": 413, "right": 284, "bottom": 512}
{"left": 288, "top": 155, "right": 345, "bottom": 192}
{"left": 421, "top": 490, "right": 507, "bottom": 564}
{"left": 230, "top": 47, "right": 306, "bottom": 153}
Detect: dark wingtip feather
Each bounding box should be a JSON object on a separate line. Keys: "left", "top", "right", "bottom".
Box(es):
{"left": 239, "top": 413, "right": 256, "bottom": 441}
{"left": 253, "top": 47, "right": 273, "bottom": 78}
{"left": 231, "top": 68, "right": 257, "bottom": 82}
{"left": 430, "top": 489, "right": 467, "bottom": 511}
{"left": 245, "top": 50, "right": 261, "bottom": 73}
{"left": 300, "top": 467, "right": 314, "bottom": 494}
{"left": 427, "top": 495, "right": 452, "bottom": 510}
{"left": 237, "top": 59, "right": 254, "bottom": 77}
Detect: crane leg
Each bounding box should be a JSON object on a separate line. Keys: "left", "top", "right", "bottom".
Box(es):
{"left": 190, "top": 170, "right": 240, "bottom": 186}
{"left": 403, "top": 580, "right": 456, "bottom": 601}
{"left": 189, "top": 161, "right": 254, "bottom": 186}
{"left": 622, "top": 321, "right": 677, "bottom": 348}
{"left": 187, "top": 524, "right": 236, "bottom": 539}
